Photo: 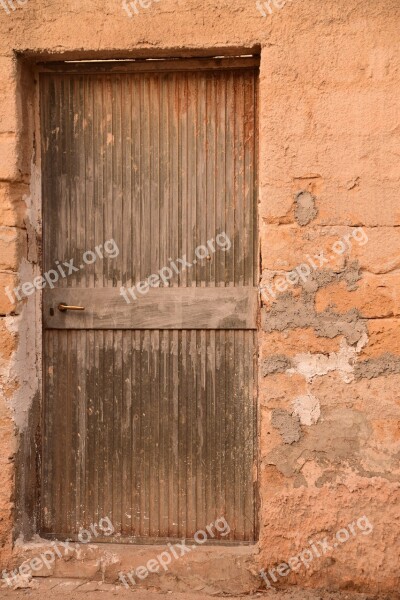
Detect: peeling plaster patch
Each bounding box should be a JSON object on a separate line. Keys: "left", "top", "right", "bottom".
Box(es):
{"left": 289, "top": 348, "right": 353, "bottom": 382}
{"left": 354, "top": 352, "right": 400, "bottom": 380}
{"left": 288, "top": 335, "right": 368, "bottom": 383}
{"left": 294, "top": 191, "right": 318, "bottom": 226}
{"left": 262, "top": 354, "right": 293, "bottom": 376}
{"left": 271, "top": 409, "right": 301, "bottom": 444}
{"left": 292, "top": 394, "right": 321, "bottom": 425}
{"left": 288, "top": 339, "right": 362, "bottom": 383}
{"left": 3, "top": 172, "right": 42, "bottom": 433}
{"left": 3, "top": 260, "right": 41, "bottom": 432}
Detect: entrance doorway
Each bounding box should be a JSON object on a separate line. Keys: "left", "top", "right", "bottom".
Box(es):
{"left": 40, "top": 57, "right": 259, "bottom": 542}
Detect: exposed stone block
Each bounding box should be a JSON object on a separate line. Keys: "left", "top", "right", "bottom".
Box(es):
{"left": 315, "top": 274, "right": 400, "bottom": 318}
{"left": 261, "top": 329, "right": 342, "bottom": 357}
{"left": 262, "top": 179, "right": 400, "bottom": 227}
{"left": 261, "top": 225, "right": 400, "bottom": 274}
{"left": 0, "top": 319, "right": 17, "bottom": 360}
{"left": 0, "top": 57, "right": 17, "bottom": 134}
{"left": 0, "top": 227, "right": 26, "bottom": 271}
{"left": 0, "top": 135, "right": 21, "bottom": 182}
{"left": 0, "top": 183, "right": 27, "bottom": 227}
{"left": 0, "top": 273, "right": 19, "bottom": 314}
{"left": 361, "top": 319, "right": 400, "bottom": 358}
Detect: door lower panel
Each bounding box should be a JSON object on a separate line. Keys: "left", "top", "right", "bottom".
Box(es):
{"left": 42, "top": 329, "right": 257, "bottom": 541}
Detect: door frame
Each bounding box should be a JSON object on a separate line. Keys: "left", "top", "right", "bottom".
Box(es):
{"left": 33, "top": 54, "right": 261, "bottom": 545}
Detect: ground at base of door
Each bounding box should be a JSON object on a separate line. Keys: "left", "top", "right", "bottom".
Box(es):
{"left": 0, "top": 579, "right": 397, "bottom": 600}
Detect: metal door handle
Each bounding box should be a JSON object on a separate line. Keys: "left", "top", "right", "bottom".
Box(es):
{"left": 58, "top": 303, "right": 85, "bottom": 312}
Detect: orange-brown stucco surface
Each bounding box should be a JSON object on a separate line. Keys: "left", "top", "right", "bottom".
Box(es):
{"left": 0, "top": 0, "right": 399, "bottom": 595}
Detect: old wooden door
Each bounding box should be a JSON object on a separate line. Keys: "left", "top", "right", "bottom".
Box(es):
{"left": 40, "top": 58, "right": 259, "bottom": 542}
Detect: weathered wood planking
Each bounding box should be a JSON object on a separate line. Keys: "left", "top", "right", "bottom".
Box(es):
{"left": 42, "top": 329, "right": 257, "bottom": 541}
{"left": 43, "top": 288, "right": 259, "bottom": 329}
{"left": 40, "top": 64, "right": 259, "bottom": 542}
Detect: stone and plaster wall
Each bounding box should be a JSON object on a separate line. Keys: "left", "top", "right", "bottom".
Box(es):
{"left": 0, "top": 0, "right": 399, "bottom": 594}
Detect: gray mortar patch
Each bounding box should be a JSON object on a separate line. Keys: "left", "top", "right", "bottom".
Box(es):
{"left": 262, "top": 355, "right": 294, "bottom": 376}
{"left": 313, "top": 307, "right": 366, "bottom": 345}
{"left": 300, "top": 261, "right": 362, "bottom": 296}
{"left": 341, "top": 260, "right": 362, "bottom": 291}
{"left": 271, "top": 409, "right": 301, "bottom": 444}
{"left": 262, "top": 292, "right": 367, "bottom": 345}
{"left": 354, "top": 353, "right": 400, "bottom": 380}
{"left": 294, "top": 191, "right": 318, "bottom": 226}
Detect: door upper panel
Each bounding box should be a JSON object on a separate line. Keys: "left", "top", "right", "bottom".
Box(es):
{"left": 41, "top": 67, "right": 258, "bottom": 292}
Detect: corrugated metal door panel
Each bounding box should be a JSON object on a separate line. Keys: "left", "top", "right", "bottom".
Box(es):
{"left": 41, "top": 64, "right": 258, "bottom": 542}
